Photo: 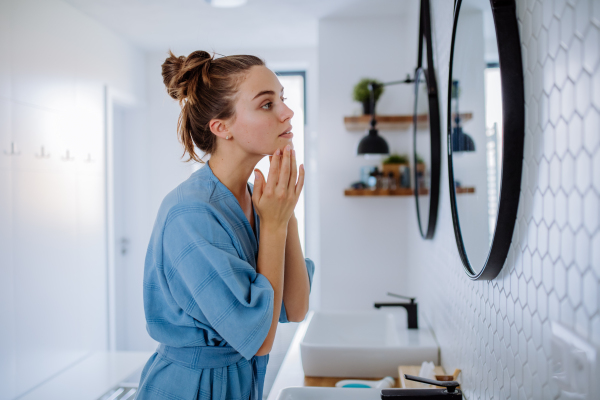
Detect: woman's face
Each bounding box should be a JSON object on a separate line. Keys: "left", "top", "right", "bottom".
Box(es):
{"left": 226, "top": 65, "right": 295, "bottom": 156}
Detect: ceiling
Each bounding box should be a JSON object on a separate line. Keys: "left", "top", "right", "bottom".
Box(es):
{"left": 64, "top": 0, "right": 413, "bottom": 51}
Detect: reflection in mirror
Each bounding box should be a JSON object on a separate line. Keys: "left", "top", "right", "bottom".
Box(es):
{"left": 413, "top": 0, "right": 441, "bottom": 241}
{"left": 414, "top": 64, "right": 431, "bottom": 236}
{"left": 450, "top": 0, "right": 502, "bottom": 274}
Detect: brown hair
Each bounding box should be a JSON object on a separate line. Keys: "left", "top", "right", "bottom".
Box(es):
{"left": 161, "top": 50, "right": 265, "bottom": 162}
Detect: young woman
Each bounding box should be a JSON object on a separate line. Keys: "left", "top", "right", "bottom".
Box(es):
{"left": 136, "top": 50, "right": 314, "bottom": 400}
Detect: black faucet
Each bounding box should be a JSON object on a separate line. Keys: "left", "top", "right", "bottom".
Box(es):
{"left": 381, "top": 375, "right": 462, "bottom": 399}
{"left": 374, "top": 292, "right": 418, "bottom": 329}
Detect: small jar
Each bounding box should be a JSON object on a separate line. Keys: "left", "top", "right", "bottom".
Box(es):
{"left": 388, "top": 172, "right": 397, "bottom": 190}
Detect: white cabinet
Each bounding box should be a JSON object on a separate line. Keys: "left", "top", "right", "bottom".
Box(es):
{"left": 0, "top": 1, "right": 145, "bottom": 397}
{"left": 13, "top": 170, "right": 84, "bottom": 393}
{"left": 0, "top": 100, "right": 17, "bottom": 400}
{"left": 1, "top": 77, "right": 108, "bottom": 400}
{"left": 0, "top": 0, "right": 10, "bottom": 100}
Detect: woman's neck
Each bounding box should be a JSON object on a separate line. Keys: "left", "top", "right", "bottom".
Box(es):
{"left": 208, "top": 150, "right": 263, "bottom": 201}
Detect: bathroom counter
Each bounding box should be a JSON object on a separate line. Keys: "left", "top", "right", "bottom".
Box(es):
{"left": 18, "top": 351, "right": 152, "bottom": 400}
{"left": 267, "top": 311, "right": 399, "bottom": 400}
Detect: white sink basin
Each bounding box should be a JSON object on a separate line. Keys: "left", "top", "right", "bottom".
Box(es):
{"left": 300, "top": 311, "right": 439, "bottom": 377}
{"left": 276, "top": 387, "right": 381, "bottom": 400}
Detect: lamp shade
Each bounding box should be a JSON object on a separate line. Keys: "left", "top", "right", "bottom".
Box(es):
{"left": 451, "top": 126, "right": 475, "bottom": 152}
{"left": 357, "top": 128, "right": 389, "bottom": 155}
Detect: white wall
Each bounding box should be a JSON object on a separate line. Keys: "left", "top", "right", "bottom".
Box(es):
{"left": 406, "top": 0, "right": 600, "bottom": 399}
{"left": 317, "top": 7, "right": 421, "bottom": 312}
{"left": 0, "top": 0, "right": 145, "bottom": 398}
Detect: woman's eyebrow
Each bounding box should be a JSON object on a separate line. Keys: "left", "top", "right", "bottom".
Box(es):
{"left": 252, "top": 87, "right": 284, "bottom": 101}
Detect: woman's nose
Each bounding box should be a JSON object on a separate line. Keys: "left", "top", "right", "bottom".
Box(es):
{"left": 281, "top": 102, "right": 294, "bottom": 122}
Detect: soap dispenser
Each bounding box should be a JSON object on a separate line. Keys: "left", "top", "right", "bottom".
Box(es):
{"left": 380, "top": 375, "right": 462, "bottom": 399}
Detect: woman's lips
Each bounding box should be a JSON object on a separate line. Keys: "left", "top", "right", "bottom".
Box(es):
{"left": 279, "top": 132, "right": 293, "bottom": 138}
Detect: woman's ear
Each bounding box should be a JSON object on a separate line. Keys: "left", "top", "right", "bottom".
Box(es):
{"left": 208, "top": 118, "right": 230, "bottom": 140}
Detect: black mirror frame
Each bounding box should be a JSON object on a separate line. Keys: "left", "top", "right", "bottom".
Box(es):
{"left": 413, "top": 0, "right": 441, "bottom": 240}
{"left": 447, "top": 0, "right": 525, "bottom": 280}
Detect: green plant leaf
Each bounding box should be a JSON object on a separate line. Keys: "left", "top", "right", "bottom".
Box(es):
{"left": 353, "top": 78, "right": 385, "bottom": 103}
{"left": 382, "top": 153, "right": 409, "bottom": 164}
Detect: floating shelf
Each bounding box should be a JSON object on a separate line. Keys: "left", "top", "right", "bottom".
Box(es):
{"left": 344, "top": 188, "right": 414, "bottom": 196}
{"left": 455, "top": 187, "right": 475, "bottom": 194}
{"left": 344, "top": 113, "right": 473, "bottom": 131}
{"left": 344, "top": 187, "right": 475, "bottom": 196}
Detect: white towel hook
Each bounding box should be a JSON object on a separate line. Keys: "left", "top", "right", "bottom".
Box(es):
{"left": 3, "top": 142, "right": 20, "bottom": 156}
{"left": 35, "top": 146, "right": 51, "bottom": 159}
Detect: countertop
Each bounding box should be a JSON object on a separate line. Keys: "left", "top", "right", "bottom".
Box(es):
{"left": 266, "top": 311, "right": 463, "bottom": 400}
{"left": 18, "top": 351, "right": 152, "bottom": 400}
{"left": 267, "top": 313, "right": 312, "bottom": 400}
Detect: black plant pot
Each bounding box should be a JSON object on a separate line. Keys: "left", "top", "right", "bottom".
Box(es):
{"left": 362, "top": 99, "right": 376, "bottom": 115}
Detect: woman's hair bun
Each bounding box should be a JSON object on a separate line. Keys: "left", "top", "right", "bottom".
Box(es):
{"left": 161, "top": 50, "right": 265, "bottom": 163}
{"left": 161, "top": 50, "right": 213, "bottom": 101}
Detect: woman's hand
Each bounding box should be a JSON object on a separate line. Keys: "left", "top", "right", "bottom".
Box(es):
{"left": 252, "top": 145, "right": 304, "bottom": 231}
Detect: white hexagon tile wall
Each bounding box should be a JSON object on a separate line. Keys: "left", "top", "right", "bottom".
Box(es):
{"left": 405, "top": 0, "right": 600, "bottom": 399}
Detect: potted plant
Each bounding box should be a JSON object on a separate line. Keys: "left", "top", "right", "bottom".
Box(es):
{"left": 416, "top": 154, "right": 426, "bottom": 175}
{"left": 415, "top": 154, "right": 427, "bottom": 192}
{"left": 381, "top": 154, "right": 409, "bottom": 181}
{"left": 353, "top": 78, "right": 384, "bottom": 115}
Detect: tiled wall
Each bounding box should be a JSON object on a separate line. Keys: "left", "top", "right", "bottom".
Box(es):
{"left": 408, "top": 0, "right": 600, "bottom": 399}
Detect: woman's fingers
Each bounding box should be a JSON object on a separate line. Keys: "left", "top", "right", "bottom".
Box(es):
{"left": 295, "top": 164, "right": 305, "bottom": 198}
{"left": 252, "top": 169, "right": 265, "bottom": 203}
{"left": 278, "top": 145, "right": 292, "bottom": 189}
{"left": 266, "top": 148, "right": 281, "bottom": 191}
{"left": 290, "top": 149, "right": 298, "bottom": 191}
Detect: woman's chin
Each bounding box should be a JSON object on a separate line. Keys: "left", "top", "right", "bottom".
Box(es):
{"left": 277, "top": 136, "right": 294, "bottom": 147}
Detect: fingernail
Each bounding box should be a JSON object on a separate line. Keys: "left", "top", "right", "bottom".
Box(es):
{"left": 254, "top": 170, "right": 259, "bottom": 180}
{"left": 292, "top": 149, "right": 296, "bottom": 156}
{"left": 275, "top": 149, "right": 281, "bottom": 155}
{"left": 300, "top": 164, "right": 304, "bottom": 170}
{"left": 285, "top": 145, "right": 291, "bottom": 151}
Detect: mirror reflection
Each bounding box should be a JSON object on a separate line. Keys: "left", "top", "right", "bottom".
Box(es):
{"left": 414, "top": 38, "right": 432, "bottom": 236}
{"left": 450, "top": 0, "right": 502, "bottom": 273}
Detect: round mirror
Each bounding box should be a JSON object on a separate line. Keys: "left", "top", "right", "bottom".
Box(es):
{"left": 448, "top": 0, "right": 524, "bottom": 280}
{"left": 413, "top": 0, "right": 441, "bottom": 240}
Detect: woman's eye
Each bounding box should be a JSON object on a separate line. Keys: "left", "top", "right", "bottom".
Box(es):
{"left": 261, "top": 102, "right": 272, "bottom": 110}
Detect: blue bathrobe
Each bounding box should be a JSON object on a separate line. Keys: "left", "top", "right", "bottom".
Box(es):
{"left": 136, "top": 162, "right": 315, "bottom": 400}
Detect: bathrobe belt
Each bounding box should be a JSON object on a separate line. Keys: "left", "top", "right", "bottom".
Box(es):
{"left": 156, "top": 343, "right": 244, "bottom": 369}
{"left": 156, "top": 343, "right": 268, "bottom": 400}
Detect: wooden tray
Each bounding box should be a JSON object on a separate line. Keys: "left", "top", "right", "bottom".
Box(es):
{"left": 398, "top": 366, "right": 461, "bottom": 389}
{"left": 304, "top": 376, "right": 399, "bottom": 388}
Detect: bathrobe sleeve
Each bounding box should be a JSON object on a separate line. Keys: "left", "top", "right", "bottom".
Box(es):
{"left": 162, "top": 208, "right": 274, "bottom": 360}
{"left": 279, "top": 258, "right": 315, "bottom": 323}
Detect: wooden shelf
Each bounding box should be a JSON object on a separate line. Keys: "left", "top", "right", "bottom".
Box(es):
{"left": 344, "top": 188, "right": 414, "bottom": 196}
{"left": 344, "top": 187, "right": 474, "bottom": 196}
{"left": 344, "top": 115, "right": 413, "bottom": 131}
{"left": 344, "top": 113, "right": 473, "bottom": 131}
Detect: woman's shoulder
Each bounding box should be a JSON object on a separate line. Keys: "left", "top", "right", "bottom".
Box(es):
{"left": 156, "top": 167, "right": 221, "bottom": 224}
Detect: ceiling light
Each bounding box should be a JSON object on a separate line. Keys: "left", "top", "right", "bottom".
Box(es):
{"left": 205, "top": 0, "right": 247, "bottom": 8}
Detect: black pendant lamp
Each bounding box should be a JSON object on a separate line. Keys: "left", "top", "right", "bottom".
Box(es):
{"left": 357, "top": 83, "right": 389, "bottom": 155}
{"left": 357, "top": 127, "right": 389, "bottom": 155}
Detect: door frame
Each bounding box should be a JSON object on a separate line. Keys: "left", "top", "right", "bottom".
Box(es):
{"left": 104, "top": 86, "right": 136, "bottom": 351}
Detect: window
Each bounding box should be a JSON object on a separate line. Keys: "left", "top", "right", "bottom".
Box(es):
{"left": 249, "top": 71, "right": 306, "bottom": 251}
{"left": 484, "top": 65, "right": 502, "bottom": 241}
